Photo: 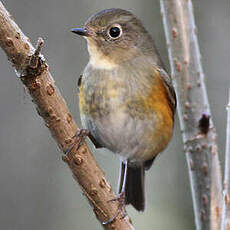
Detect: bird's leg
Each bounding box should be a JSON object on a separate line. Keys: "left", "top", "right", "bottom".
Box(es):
{"left": 64, "top": 128, "right": 89, "bottom": 156}
{"left": 102, "top": 161, "right": 128, "bottom": 225}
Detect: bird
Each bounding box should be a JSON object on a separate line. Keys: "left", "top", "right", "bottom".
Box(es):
{"left": 71, "top": 8, "right": 176, "bottom": 219}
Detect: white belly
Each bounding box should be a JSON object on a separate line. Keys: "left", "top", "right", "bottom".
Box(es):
{"left": 81, "top": 109, "right": 158, "bottom": 162}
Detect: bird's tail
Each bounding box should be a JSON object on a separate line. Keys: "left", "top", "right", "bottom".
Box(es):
{"left": 118, "top": 161, "right": 145, "bottom": 211}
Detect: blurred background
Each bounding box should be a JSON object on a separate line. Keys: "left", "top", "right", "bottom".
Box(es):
{"left": 0, "top": 0, "right": 229, "bottom": 229}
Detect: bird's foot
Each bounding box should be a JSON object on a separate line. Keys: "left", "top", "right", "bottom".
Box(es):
{"left": 102, "top": 191, "right": 127, "bottom": 225}
{"left": 64, "top": 128, "right": 89, "bottom": 156}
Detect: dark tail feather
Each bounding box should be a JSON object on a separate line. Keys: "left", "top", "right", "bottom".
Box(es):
{"left": 118, "top": 161, "right": 145, "bottom": 211}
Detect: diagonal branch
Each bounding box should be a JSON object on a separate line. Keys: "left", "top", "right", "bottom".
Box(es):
{"left": 221, "top": 90, "right": 230, "bottom": 230}
{"left": 0, "top": 2, "right": 134, "bottom": 229}
{"left": 160, "top": 0, "right": 222, "bottom": 229}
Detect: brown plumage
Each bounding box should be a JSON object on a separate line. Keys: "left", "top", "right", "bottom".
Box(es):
{"left": 72, "top": 8, "right": 176, "bottom": 213}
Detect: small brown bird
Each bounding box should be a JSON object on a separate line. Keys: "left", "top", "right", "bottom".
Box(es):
{"left": 71, "top": 8, "right": 176, "bottom": 219}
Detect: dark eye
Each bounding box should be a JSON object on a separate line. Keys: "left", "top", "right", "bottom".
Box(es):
{"left": 108, "top": 24, "right": 122, "bottom": 39}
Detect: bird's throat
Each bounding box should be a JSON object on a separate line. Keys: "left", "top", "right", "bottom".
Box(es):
{"left": 87, "top": 40, "right": 118, "bottom": 70}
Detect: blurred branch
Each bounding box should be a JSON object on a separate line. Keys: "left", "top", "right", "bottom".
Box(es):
{"left": 0, "top": 2, "right": 134, "bottom": 229}
{"left": 160, "top": 0, "right": 222, "bottom": 229}
{"left": 221, "top": 90, "right": 230, "bottom": 230}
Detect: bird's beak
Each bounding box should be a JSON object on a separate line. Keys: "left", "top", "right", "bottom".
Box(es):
{"left": 71, "top": 27, "right": 90, "bottom": 37}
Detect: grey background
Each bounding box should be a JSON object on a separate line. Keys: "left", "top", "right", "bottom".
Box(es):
{"left": 0, "top": 0, "right": 229, "bottom": 229}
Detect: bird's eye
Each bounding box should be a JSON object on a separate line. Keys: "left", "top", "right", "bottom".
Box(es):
{"left": 108, "top": 25, "right": 122, "bottom": 39}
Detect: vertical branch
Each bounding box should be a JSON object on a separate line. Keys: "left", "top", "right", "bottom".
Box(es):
{"left": 160, "top": 0, "right": 222, "bottom": 229}
{"left": 221, "top": 90, "right": 230, "bottom": 230}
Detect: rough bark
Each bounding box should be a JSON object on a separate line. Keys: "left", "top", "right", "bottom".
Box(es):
{"left": 221, "top": 90, "right": 230, "bottom": 230}
{"left": 0, "top": 2, "right": 134, "bottom": 229}
{"left": 160, "top": 0, "right": 222, "bottom": 229}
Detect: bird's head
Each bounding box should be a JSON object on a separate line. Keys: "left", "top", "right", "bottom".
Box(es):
{"left": 72, "top": 8, "right": 156, "bottom": 69}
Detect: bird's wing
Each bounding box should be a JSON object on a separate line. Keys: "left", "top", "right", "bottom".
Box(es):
{"left": 77, "top": 74, "right": 83, "bottom": 88}
{"left": 78, "top": 74, "right": 103, "bottom": 149}
{"left": 87, "top": 132, "right": 103, "bottom": 149}
{"left": 156, "top": 67, "right": 177, "bottom": 115}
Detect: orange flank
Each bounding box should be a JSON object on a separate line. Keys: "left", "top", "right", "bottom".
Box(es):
{"left": 141, "top": 68, "right": 174, "bottom": 157}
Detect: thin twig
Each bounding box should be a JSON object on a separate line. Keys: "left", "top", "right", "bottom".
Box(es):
{"left": 221, "top": 90, "right": 230, "bottom": 230}
{"left": 29, "top": 37, "right": 44, "bottom": 69}
{"left": 160, "top": 0, "right": 222, "bottom": 229}
{"left": 0, "top": 2, "right": 134, "bottom": 229}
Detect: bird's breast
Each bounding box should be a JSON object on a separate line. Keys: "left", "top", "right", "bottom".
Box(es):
{"left": 79, "top": 74, "right": 127, "bottom": 119}
{"left": 79, "top": 65, "right": 174, "bottom": 161}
